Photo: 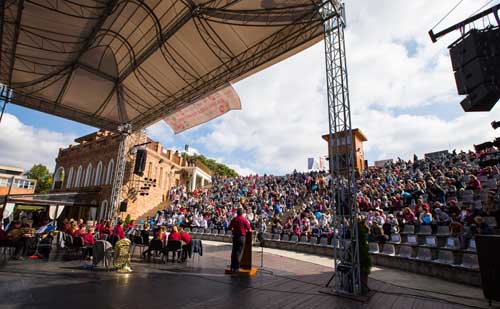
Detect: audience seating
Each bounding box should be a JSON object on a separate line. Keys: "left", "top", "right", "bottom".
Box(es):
{"left": 271, "top": 234, "right": 281, "bottom": 241}
{"left": 417, "top": 225, "right": 432, "bottom": 235}
{"left": 483, "top": 216, "right": 498, "bottom": 228}
{"left": 444, "top": 237, "right": 460, "bottom": 250}
{"left": 318, "top": 237, "right": 328, "bottom": 247}
{"left": 422, "top": 236, "right": 437, "bottom": 247}
{"left": 388, "top": 234, "right": 401, "bottom": 244}
{"left": 380, "top": 244, "right": 395, "bottom": 256}
{"left": 310, "top": 236, "right": 318, "bottom": 245}
{"left": 415, "top": 247, "right": 432, "bottom": 261}
{"left": 281, "top": 234, "right": 290, "bottom": 242}
{"left": 263, "top": 233, "right": 272, "bottom": 240}
{"left": 398, "top": 245, "right": 413, "bottom": 258}
{"left": 460, "top": 253, "right": 479, "bottom": 270}
{"left": 299, "top": 235, "right": 308, "bottom": 243}
{"left": 435, "top": 226, "right": 450, "bottom": 237}
{"left": 466, "top": 239, "right": 476, "bottom": 252}
{"left": 400, "top": 225, "right": 415, "bottom": 235}
{"left": 435, "top": 250, "right": 455, "bottom": 265}
{"left": 405, "top": 234, "right": 418, "bottom": 245}
{"left": 289, "top": 235, "right": 299, "bottom": 243}
{"left": 368, "top": 242, "right": 379, "bottom": 253}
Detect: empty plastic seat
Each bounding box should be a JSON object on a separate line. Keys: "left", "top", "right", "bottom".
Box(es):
{"left": 417, "top": 225, "right": 432, "bottom": 235}
{"left": 368, "top": 242, "right": 379, "bottom": 253}
{"left": 444, "top": 237, "right": 460, "bottom": 250}
{"left": 423, "top": 236, "right": 437, "bottom": 247}
{"left": 483, "top": 216, "right": 498, "bottom": 227}
{"left": 461, "top": 253, "right": 479, "bottom": 269}
{"left": 272, "top": 234, "right": 281, "bottom": 241}
{"left": 398, "top": 245, "right": 413, "bottom": 258}
{"left": 405, "top": 234, "right": 418, "bottom": 245}
{"left": 263, "top": 233, "right": 272, "bottom": 240}
{"left": 310, "top": 236, "right": 318, "bottom": 245}
{"left": 401, "top": 225, "right": 415, "bottom": 235}
{"left": 380, "top": 244, "right": 395, "bottom": 256}
{"left": 281, "top": 234, "right": 290, "bottom": 242}
{"left": 299, "top": 235, "right": 308, "bottom": 243}
{"left": 289, "top": 235, "right": 299, "bottom": 243}
{"left": 415, "top": 247, "right": 432, "bottom": 261}
{"left": 318, "top": 237, "right": 328, "bottom": 247}
{"left": 473, "top": 201, "right": 483, "bottom": 210}
{"left": 389, "top": 234, "right": 401, "bottom": 244}
{"left": 466, "top": 239, "right": 476, "bottom": 252}
{"left": 435, "top": 250, "right": 455, "bottom": 264}
{"left": 435, "top": 225, "right": 450, "bottom": 236}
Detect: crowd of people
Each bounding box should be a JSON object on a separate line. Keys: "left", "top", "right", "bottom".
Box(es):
{"left": 148, "top": 149, "right": 499, "bottom": 248}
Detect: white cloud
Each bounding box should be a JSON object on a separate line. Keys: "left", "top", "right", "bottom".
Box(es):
{"left": 225, "top": 163, "right": 256, "bottom": 177}
{"left": 146, "top": 121, "right": 174, "bottom": 144}
{"left": 193, "top": 0, "right": 500, "bottom": 174}
{"left": 0, "top": 113, "right": 76, "bottom": 172}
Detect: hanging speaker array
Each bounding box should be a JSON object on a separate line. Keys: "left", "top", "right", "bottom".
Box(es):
{"left": 449, "top": 27, "right": 500, "bottom": 112}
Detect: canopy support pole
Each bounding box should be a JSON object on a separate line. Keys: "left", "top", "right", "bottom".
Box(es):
{"left": 108, "top": 124, "right": 131, "bottom": 220}
{"left": 320, "top": 1, "right": 361, "bottom": 296}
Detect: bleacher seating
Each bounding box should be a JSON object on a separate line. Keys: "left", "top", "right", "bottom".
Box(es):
{"left": 398, "top": 245, "right": 413, "bottom": 258}
{"left": 368, "top": 242, "right": 379, "bottom": 253}
{"left": 299, "top": 235, "right": 308, "bottom": 243}
{"left": 380, "top": 244, "right": 395, "bottom": 256}
{"left": 405, "top": 234, "right": 418, "bottom": 245}
{"left": 388, "top": 234, "right": 401, "bottom": 244}
{"left": 460, "top": 253, "right": 479, "bottom": 270}
{"left": 435, "top": 226, "right": 450, "bottom": 237}
{"left": 289, "top": 235, "right": 299, "bottom": 243}
{"left": 466, "top": 239, "right": 476, "bottom": 252}
{"left": 484, "top": 216, "right": 498, "bottom": 228}
{"left": 272, "top": 234, "right": 281, "bottom": 241}
{"left": 417, "top": 225, "right": 432, "bottom": 235}
{"left": 415, "top": 247, "right": 432, "bottom": 261}
{"left": 422, "top": 236, "right": 437, "bottom": 247}
{"left": 400, "top": 225, "right": 415, "bottom": 235}
{"left": 435, "top": 250, "right": 455, "bottom": 265}
{"left": 310, "top": 236, "right": 318, "bottom": 245}
{"left": 318, "top": 237, "right": 328, "bottom": 247}
{"left": 444, "top": 237, "right": 460, "bottom": 250}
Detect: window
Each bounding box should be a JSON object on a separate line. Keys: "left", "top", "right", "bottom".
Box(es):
{"left": 0, "top": 178, "right": 11, "bottom": 187}
{"left": 159, "top": 167, "right": 163, "bottom": 188}
{"left": 66, "top": 167, "right": 74, "bottom": 189}
{"left": 74, "top": 165, "right": 83, "bottom": 187}
{"left": 53, "top": 167, "right": 65, "bottom": 190}
{"left": 94, "top": 161, "right": 103, "bottom": 186}
{"left": 84, "top": 163, "right": 93, "bottom": 187}
{"left": 106, "top": 159, "right": 115, "bottom": 185}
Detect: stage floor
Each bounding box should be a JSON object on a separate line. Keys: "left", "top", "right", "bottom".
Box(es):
{"left": 0, "top": 242, "right": 491, "bottom": 309}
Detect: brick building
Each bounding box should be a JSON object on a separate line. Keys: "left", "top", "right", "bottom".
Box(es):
{"left": 50, "top": 130, "right": 212, "bottom": 221}
{"left": 0, "top": 165, "right": 36, "bottom": 196}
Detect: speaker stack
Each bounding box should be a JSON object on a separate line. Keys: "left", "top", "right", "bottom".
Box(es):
{"left": 133, "top": 148, "right": 147, "bottom": 176}
{"left": 449, "top": 27, "right": 500, "bottom": 112}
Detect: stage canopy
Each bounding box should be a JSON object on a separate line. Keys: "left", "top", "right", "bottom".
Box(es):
{"left": 0, "top": 0, "right": 330, "bottom": 131}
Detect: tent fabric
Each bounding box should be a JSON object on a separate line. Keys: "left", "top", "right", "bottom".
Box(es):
{"left": 0, "top": 0, "right": 328, "bottom": 131}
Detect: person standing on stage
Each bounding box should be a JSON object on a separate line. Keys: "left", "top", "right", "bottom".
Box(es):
{"left": 229, "top": 207, "right": 252, "bottom": 272}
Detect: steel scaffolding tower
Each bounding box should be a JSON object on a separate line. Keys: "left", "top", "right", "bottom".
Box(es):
{"left": 320, "top": 1, "right": 361, "bottom": 295}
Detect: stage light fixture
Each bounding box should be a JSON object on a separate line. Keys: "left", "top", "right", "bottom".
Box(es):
{"left": 492, "top": 121, "right": 500, "bottom": 129}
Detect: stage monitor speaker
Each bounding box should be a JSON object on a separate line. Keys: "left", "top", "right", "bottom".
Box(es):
{"left": 133, "top": 149, "right": 147, "bottom": 176}
{"left": 476, "top": 235, "right": 500, "bottom": 304}
{"left": 460, "top": 84, "right": 500, "bottom": 112}
{"left": 450, "top": 28, "right": 500, "bottom": 71}
{"left": 119, "top": 201, "right": 128, "bottom": 212}
{"left": 454, "top": 57, "right": 500, "bottom": 95}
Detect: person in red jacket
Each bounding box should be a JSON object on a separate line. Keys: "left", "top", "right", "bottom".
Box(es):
{"left": 82, "top": 226, "right": 95, "bottom": 260}
{"left": 113, "top": 220, "right": 125, "bottom": 240}
{"left": 179, "top": 227, "right": 191, "bottom": 262}
{"left": 229, "top": 208, "right": 252, "bottom": 272}
{"left": 168, "top": 225, "right": 181, "bottom": 241}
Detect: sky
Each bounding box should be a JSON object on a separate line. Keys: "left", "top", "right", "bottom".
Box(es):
{"left": 1, "top": 0, "right": 500, "bottom": 176}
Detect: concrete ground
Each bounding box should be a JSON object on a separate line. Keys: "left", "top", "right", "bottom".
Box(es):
{"left": 0, "top": 241, "right": 495, "bottom": 309}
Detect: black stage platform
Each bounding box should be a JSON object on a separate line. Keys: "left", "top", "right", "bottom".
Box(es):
{"left": 0, "top": 243, "right": 483, "bottom": 309}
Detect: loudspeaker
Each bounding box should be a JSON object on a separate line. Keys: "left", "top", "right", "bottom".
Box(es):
{"left": 450, "top": 29, "right": 493, "bottom": 71}
{"left": 133, "top": 149, "right": 147, "bottom": 176}
{"left": 476, "top": 235, "right": 500, "bottom": 304}
{"left": 119, "top": 200, "right": 128, "bottom": 212}
{"left": 454, "top": 57, "right": 499, "bottom": 94}
{"left": 460, "top": 84, "right": 500, "bottom": 112}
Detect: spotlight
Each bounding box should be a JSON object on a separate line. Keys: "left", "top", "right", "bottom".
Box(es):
{"left": 492, "top": 121, "right": 500, "bottom": 130}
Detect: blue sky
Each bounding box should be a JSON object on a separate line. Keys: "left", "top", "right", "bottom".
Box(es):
{"left": 1, "top": 0, "right": 500, "bottom": 175}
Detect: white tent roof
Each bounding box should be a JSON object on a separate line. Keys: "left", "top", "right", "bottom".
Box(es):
{"left": 0, "top": 0, "right": 332, "bottom": 130}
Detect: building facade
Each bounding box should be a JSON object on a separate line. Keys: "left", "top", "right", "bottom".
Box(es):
{"left": 50, "top": 130, "right": 212, "bottom": 221}
{"left": 0, "top": 165, "right": 36, "bottom": 196}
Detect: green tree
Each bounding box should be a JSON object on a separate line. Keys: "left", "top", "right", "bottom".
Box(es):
{"left": 182, "top": 153, "right": 238, "bottom": 177}
{"left": 25, "top": 164, "right": 53, "bottom": 193}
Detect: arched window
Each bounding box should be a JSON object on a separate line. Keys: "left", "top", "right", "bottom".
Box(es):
{"left": 74, "top": 165, "right": 83, "bottom": 187}
{"left": 84, "top": 163, "right": 93, "bottom": 187}
{"left": 52, "top": 167, "right": 65, "bottom": 190}
{"left": 94, "top": 161, "right": 103, "bottom": 186}
{"left": 100, "top": 200, "right": 109, "bottom": 220}
{"left": 106, "top": 159, "right": 115, "bottom": 185}
{"left": 66, "top": 167, "right": 74, "bottom": 189}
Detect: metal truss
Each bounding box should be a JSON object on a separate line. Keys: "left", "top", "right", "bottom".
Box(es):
{"left": 320, "top": 1, "right": 361, "bottom": 296}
